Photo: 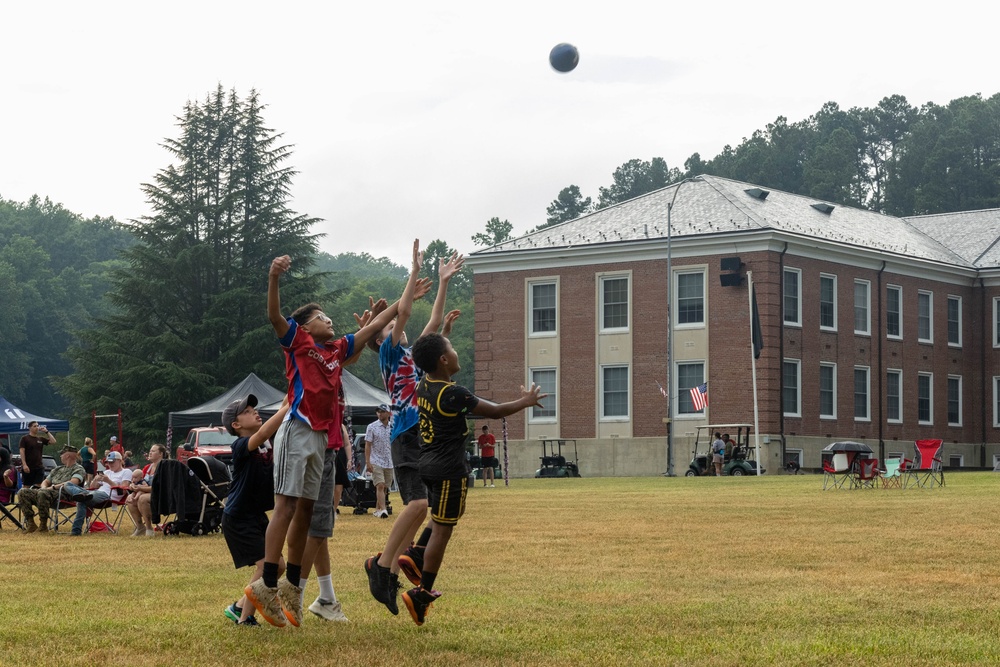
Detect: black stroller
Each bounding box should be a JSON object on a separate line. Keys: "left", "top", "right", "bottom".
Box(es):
{"left": 151, "top": 457, "right": 230, "bottom": 536}
{"left": 340, "top": 473, "right": 392, "bottom": 516}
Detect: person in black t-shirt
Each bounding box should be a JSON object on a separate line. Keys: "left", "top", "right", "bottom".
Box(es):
{"left": 401, "top": 332, "right": 546, "bottom": 626}
{"left": 220, "top": 394, "right": 289, "bottom": 627}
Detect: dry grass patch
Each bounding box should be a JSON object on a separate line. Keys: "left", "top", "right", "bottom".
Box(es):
{"left": 4, "top": 474, "right": 1000, "bottom": 666}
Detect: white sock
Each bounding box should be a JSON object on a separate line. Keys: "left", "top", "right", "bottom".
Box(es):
{"left": 299, "top": 577, "right": 308, "bottom": 607}
{"left": 318, "top": 574, "right": 337, "bottom": 603}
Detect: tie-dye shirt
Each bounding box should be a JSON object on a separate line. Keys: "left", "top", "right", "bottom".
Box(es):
{"left": 378, "top": 337, "right": 424, "bottom": 441}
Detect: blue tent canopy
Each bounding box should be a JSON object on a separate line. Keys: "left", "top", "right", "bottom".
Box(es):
{"left": 0, "top": 396, "right": 70, "bottom": 435}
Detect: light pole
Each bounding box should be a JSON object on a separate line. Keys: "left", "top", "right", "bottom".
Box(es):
{"left": 665, "top": 180, "right": 686, "bottom": 477}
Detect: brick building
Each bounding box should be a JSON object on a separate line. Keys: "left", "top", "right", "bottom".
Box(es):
{"left": 467, "top": 175, "right": 1000, "bottom": 477}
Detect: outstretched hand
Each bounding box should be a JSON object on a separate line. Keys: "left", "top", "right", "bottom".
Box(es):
{"left": 411, "top": 239, "right": 424, "bottom": 273}
{"left": 439, "top": 251, "right": 465, "bottom": 282}
{"left": 413, "top": 277, "right": 433, "bottom": 301}
{"left": 520, "top": 382, "right": 548, "bottom": 409}
{"left": 442, "top": 309, "right": 461, "bottom": 336}
{"left": 270, "top": 255, "right": 291, "bottom": 276}
{"left": 353, "top": 298, "right": 388, "bottom": 329}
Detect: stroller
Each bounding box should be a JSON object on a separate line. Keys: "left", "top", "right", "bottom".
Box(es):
{"left": 340, "top": 471, "right": 392, "bottom": 516}
{"left": 151, "top": 457, "right": 230, "bottom": 536}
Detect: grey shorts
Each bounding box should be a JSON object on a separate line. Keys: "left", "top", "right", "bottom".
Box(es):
{"left": 273, "top": 418, "right": 326, "bottom": 501}
{"left": 308, "top": 448, "right": 337, "bottom": 538}
{"left": 395, "top": 465, "right": 427, "bottom": 504}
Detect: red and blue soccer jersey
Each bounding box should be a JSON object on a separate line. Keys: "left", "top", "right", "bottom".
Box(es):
{"left": 280, "top": 318, "right": 354, "bottom": 438}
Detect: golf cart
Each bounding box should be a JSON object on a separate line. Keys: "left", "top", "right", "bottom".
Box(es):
{"left": 534, "top": 439, "right": 581, "bottom": 478}
{"left": 686, "top": 424, "right": 765, "bottom": 476}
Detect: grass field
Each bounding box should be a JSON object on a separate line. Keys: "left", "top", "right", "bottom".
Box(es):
{"left": 4, "top": 473, "right": 1000, "bottom": 666}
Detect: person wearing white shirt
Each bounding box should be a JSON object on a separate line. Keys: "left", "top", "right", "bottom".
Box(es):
{"left": 365, "top": 405, "right": 394, "bottom": 519}
{"left": 64, "top": 450, "right": 133, "bottom": 535}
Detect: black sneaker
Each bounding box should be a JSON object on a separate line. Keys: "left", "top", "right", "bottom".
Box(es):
{"left": 385, "top": 572, "right": 401, "bottom": 616}
{"left": 401, "top": 587, "right": 440, "bottom": 626}
{"left": 238, "top": 616, "right": 260, "bottom": 626}
{"left": 364, "top": 554, "right": 390, "bottom": 605}
{"left": 397, "top": 545, "right": 424, "bottom": 586}
{"left": 70, "top": 490, "right": 93, "bottom": 502}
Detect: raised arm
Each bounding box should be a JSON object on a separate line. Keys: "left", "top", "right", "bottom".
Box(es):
{"left": 249, "top": 401, "right": 290, "bottom": 452}
{"left": 441, "top": 309, "right": 461, "bottom": 337}
{"left": 267, "top": 255, "right": 291, "bottom": 339}
{"left": 421, "top": 251, "right": 465, "bottom": 337}
{"left": 393, "top": 239, "right": 424, "bottom": 347}
{"left": 471, "top": 383, "right": 547, "bottom": 419}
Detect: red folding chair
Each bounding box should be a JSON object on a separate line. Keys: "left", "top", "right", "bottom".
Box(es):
{"left": 87, "top": 487, "right": 134, "bottom": 534}
{"left": 904, "top": 439, "right": 944, "bottom": 488}
{"left": 852, "top": 457, "right": 880, "bottom": 489}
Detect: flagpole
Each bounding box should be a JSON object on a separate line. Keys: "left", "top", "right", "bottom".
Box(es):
{"left": 748, "top": 271, "right": 762, "bottom": 473}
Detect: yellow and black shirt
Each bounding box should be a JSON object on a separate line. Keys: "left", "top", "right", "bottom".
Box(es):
{"left": 416, "top": 377, "right": 478, "bottom": 480}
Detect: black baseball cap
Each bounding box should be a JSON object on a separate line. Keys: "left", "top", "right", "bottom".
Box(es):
{"left": 222, "top": 394, "right": 258, "bottom": 435}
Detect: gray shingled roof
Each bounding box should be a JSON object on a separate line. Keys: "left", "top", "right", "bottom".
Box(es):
{"left": 473, "top": 175, "right": 997, "bottom": 269}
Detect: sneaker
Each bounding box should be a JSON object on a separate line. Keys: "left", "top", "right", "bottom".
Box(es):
{"left": 397, "top": 545, "right": 424, "bottom": 586}
{"left": 401, "top": 587, "right": 441, "bottom": 626}
{"left": 224, "top": 602, "right": 242, "bottom": 624}
{"left": 244, "top": 579, "right": 287, "bottom": 628}
{"left": 365, "top": 554, "right": 390, "bottom": 605}
{"left": 308, "top": 597, "right": 349, "bottom": 622}
{"left": 277, "top": 577, "right": 303, "bottom": 627}
{"left": 145, "top": 529, "right": 155, "bottom": 537}
{"left": 385, "top": 572, "right": 401, "bottom": 616}
{"left": 489, "top": 484, "right": 496, "bottom": 488}
{"left": 238, "top": 616, "right": 260, "bottom": 626}
{"left": 131, "top": 527, "right": 144, "bottom": 537}
{"left": 70, "top": 490, "right": 93, "bottom": 502}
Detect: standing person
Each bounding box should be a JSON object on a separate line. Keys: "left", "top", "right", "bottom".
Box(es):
{"left": 364, "top": 241, "right": 464, "bottom": 616}
{"left": 221, "top": 394, "right": 289, "bottom": 627}
{"left": 244, "top": 253, "right": 397, "bottom": 629}
{"left": 401, "top": 332, "right": 546, "bottom": 626}
{"left": 19, "top": 421, "right": 55, "bottom": 488}
{"left": 108, "top": 436, "right": 125, "bottom": 459}
{"left": 80, "top": 437, "right": 97, "bottom": 485}
{"left": 477, "top": 425, "right": 497, "bottom": 488}
{"left": 712, "top": 432, "right": 725, "bottom": 476}
{"left": 364, "top": 404, "right": 394, "bottom": 519}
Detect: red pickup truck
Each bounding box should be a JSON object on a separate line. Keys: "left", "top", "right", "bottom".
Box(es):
{"left": 175, "top": 426, "right": 237, "bottom": 470}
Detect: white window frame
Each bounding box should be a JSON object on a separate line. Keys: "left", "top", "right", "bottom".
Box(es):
{"left": 598, "top": 274, "right": 630, "bottom": 333}
{"left": 783, "top": 267, "right": 802, "bottom": 327}
{"left": 528, "top": 280, "right": 558, "bottom": 337}
{"left": 947, "top": 295, "right": 962, "bottom": 348}
{"left": 528, "top": 367, "right": 557, "bottom": 423}
{"left": 675, "top": 270, "right": 706, "bottom": 329}
{"left": 918, "top": 372, "right": 933, "bottom": 425}
{"left": 917, "top": 290, "right": 933, "bottom": 344}
{"left": 947, "top": 375, "right": 962, "bottom": 427}
{"left": 993, "top": 298, "right": 1000, "bottom": 348}
{"left": 854, "top": 365, "right": 871, "bottom": 422}
{"left": 819, "top": 362, "right": 837, "bottom": 420}
{"left": 783, "top": 359, "right": 801, "bottom": 418}
{"left": 854, "top": 279, "right": 871, "bottom": 336}
{"left": 676, "top": 361, "right": 706, "bottom": 416}
{"left": 819, "top": 274, "right": 837, "bottom": 332}
{"left": 600, "top": 364, "right": 630, "bottom": 422}
{"left": 886, "top": 284, "right": 902, "bottom": 340}
{"left": 886, "top": 369, "right": 902, "bottom": 424}
{"left": 995, "top": 377, "right": 1000, "bottom": 427}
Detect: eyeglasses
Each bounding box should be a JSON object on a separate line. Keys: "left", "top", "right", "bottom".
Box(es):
{"left": 304, "top": 312, "right": 332, "bottom": 326}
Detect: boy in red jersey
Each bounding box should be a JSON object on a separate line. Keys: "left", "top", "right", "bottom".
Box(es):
{"left": 245, "top": 254, "right": 397, "bottom": 628}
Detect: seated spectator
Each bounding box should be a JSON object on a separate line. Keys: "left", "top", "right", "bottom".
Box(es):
{"left": 63, "top": 450, "right": 133, "bottom": 536}
{"left": 17, "top": 445, "right": 86, "bottom": 533}
{"left": 126, "top": 443, "right": 167, "bottom": 536}
{"left": 1, "top": 446, "right": 16, "bottom": 505}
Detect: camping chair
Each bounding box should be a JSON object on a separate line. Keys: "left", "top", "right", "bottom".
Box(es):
{"left": 905, "top": 439, "right": 945, "bottom": 488}
{"left": 52, "top": 486, "right": 83, "bottom": 533}
{"left": 852, "top": 457, "right": 880, "bottom": 489}
{"left": 822, "top": 452, "right": 852, "bottom": 490}
{"left": 86, "top": 487, "right": 133, "bottom": 534}
{"left": 0, "top": 468, "right": 23, "bottom": 530}
{"left": 880, "top": 458, "right": 903, "bottom": 489}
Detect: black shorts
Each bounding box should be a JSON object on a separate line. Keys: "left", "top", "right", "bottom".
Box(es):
{"left": 222, "top": 512, "right": 268, "bottom": 569}
{"left": 425, "top": 476, "right": 468, "bottom": 526}
{"left": 391, "top": 424, "right": 421, "bottom": 469}
{"left": 481, "top": 456, "right": 498, "bottom": 469}
{"left": 82, "top": 461, "right": 96, "bottom": 475}
{"left": 396, "top": 466, "right": 427, "bottom": 504}
{"left": 334, "top": 447, "right": 349, "bottom": 487}
{"left": 21, "top": 468, "right": 45, "bottom": 487}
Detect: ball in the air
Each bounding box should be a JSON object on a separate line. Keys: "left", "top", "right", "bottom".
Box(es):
{"left": 549, "top": 43, "right": 579, "bottom": 73}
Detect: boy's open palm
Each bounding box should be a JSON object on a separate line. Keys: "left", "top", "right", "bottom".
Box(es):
{"left": 521, "top": 382, "right": 548, "bottom": 408}
{"left": 439, "top": 252, "right": 465, "bottom": 282}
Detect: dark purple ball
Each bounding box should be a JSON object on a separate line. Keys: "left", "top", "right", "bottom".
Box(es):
{"left": 549, "top": 43, "right": 579, "bottom": 73}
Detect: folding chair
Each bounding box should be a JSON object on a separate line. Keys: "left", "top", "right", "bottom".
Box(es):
{"left": 52, "top": 487, "right": 83, "bottom": 533}
{"left": 822, "top": 452, "right": 852, "bottom": 490}
{"left": 0, "top": 468, "right": 23, "bottom": 530}
{"left": 905, "top": 439, "right": 945, "bottom": 488}
{"left": 852, "top": 457, "right": 880, "bottom": 489}
{"left": 86, "top": 489, "right": 133, "bottom": 534}
{"left": 880, "top": 458, "right": 903, "bottom": 489}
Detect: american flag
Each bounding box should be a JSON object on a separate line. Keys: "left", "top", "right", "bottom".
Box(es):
{"left": 655, "top": 380, "right": 668, "bottom": 399}
{"left": 690, "top": 383, "right": 708, "bottom": 411}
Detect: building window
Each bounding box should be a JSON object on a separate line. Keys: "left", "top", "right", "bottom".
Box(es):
{"left": 947, "top": 296, "right": 961, "bottom": 347}
{"left": 917, "top": 291, "right": 933, "bottom": 343}
{"left": 601, "top": 365, "right": 629, "bottom": 420}
{"left": 887, "top": 369, "right": 902, "bottom": 423}
{"left": 783, "top": 359, "right": 801, "bottom": 417}
{"left": 677, "top": 362, "right": 705, "bottom": 415}
{"left": 918, "top": 372, "right": 933, "bottom": 424}
{"left": 887, "top": 285, "right": 902, "bottom": 339}
{"left": 819, "top": 274, "right": 837, "bottom": 331}
{"left": 947, "top": 375, "right": 962, "bottom": 426}
{"left": 783, "top": 268, "right": 801, "bottom": 326}
{"left": 854, "top": 366, "right": 870, "bottom": 421}
{"left": 676, "top": 272, "right": 704, "bottom": 325}
{"left": 994, "top": 298, "right": 1000, "bottom": 348}
{"left": 600, "top": 276, "right": 629, "bottom": 332}
{"left": 529, "top": 282, "right": 557, "bottom": 335}
{"left": 854, "top": 280, "right": 870, "bottom": 335}
{"left": 529, "top": 368, "right": 557, "bottom": 421}
{"left": 994, "top": 377, "right": 1000, "bottom": 427}
{"left": 819, "top": 363, "right": 836, "bottom": 419}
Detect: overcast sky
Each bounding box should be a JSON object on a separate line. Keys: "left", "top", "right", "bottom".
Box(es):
{"left": 3, "top": 1, "right": 996, "bottom": 266}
